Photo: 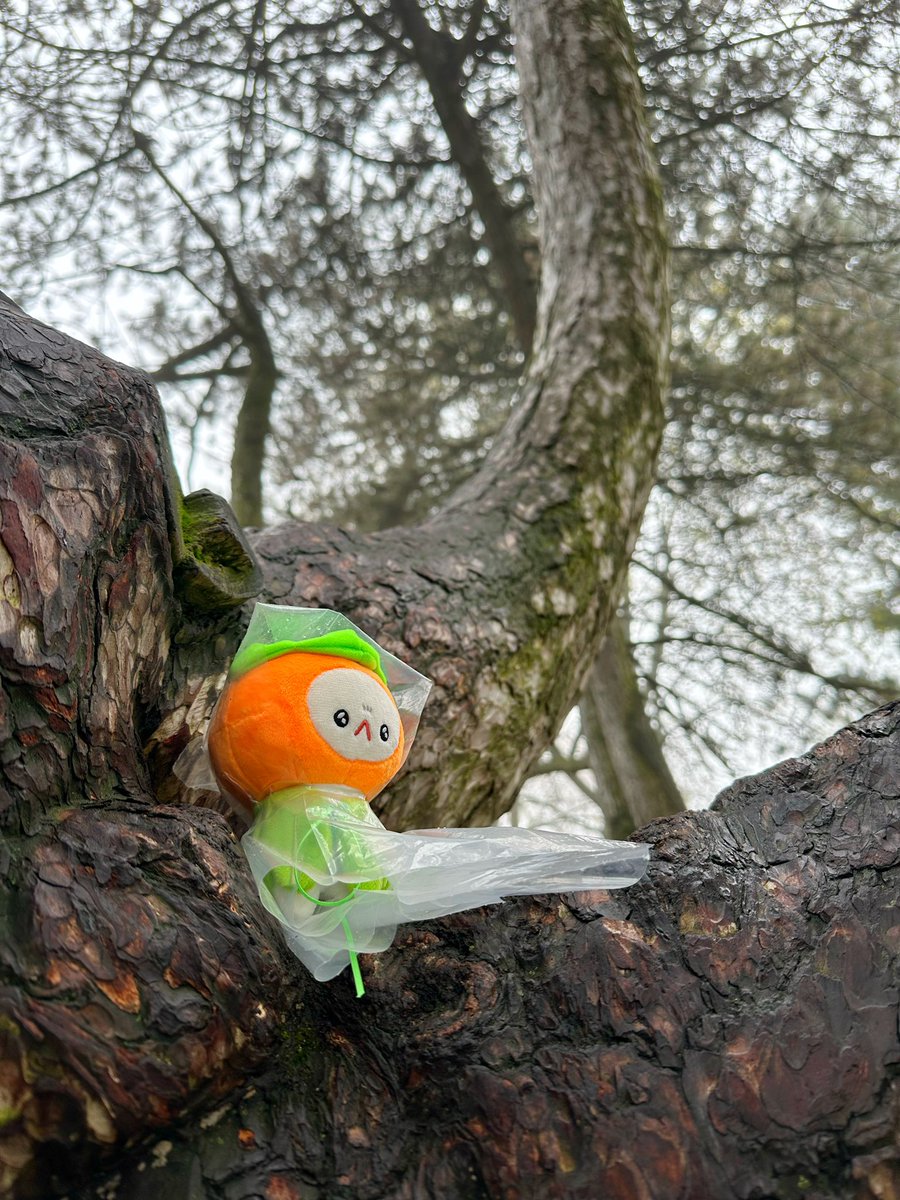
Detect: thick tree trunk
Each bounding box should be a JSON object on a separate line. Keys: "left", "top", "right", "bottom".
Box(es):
{"left": 386, "top": 1, "right": 680, "bottom": 830}
{"left": 1, "top": 269, "right": 898, "bottom": 1200}
{"left": 1, "top": 3, "right": 895, "bottom": 1195}
{"left": 157, "top": 0, "right": 669, "bottom": 836}
{"left": 75, "top": 700, "right": 900, "bottom": 1200}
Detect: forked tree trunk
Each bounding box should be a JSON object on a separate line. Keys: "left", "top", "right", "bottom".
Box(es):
{"left": 0, "top": 1, "right": 896, "bottom": 1198}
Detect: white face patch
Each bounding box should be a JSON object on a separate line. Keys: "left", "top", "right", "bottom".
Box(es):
{"left": 306, "top": 667, "right": 401, "bottom": 762}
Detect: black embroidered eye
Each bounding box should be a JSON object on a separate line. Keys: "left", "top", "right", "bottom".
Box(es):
{"left": 379, "top": 723, "right": 390, "bottom": 743}
{"left": 333, "top": 709, "right": 350, "bottom": 728}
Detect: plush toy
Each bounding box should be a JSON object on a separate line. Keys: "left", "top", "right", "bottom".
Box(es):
{"left": 208, "top": 631, "right": 408, "bottom": 813}
{"left": 182, "top": 604, "right": 650, "bottom": 996}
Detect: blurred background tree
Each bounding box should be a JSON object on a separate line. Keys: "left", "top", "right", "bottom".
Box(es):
{"left": 1, "top": 0, "right": 897, "bottom": 830}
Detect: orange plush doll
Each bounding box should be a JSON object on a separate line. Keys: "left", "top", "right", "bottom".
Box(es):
{"left": 208, "top": 637, "right": 406, "bottom": 814}
{"left": 200, "top": 607, "right": 430, "bottom": 995}
{"left": 189, "top": 604, "right": 650, "bottom": 996}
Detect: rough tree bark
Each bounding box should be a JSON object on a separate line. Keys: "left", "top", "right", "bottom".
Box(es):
{"left": 0, "top": 0, "right": 667, "bottom": 1189}
{"left": 1, "top": 2, "right": 895, "bottom": 1200}
{"left": 153, "top": 0, "right": 670, "bottom": 835}
{"left": 79, "top": 701, "right": 900, "bottom": 1200}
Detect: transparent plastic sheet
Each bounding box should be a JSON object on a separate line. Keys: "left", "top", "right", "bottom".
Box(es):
{"left": 243, "top": 787, "right": 651, "bottom": 982}
{"left": 172, "top": 723, "right": 219, "bottom": 792}
{"left": 175, "top": 604, "right": 652, "bottom": 991}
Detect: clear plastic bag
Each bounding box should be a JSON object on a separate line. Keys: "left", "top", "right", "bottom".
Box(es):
{"left": 177, "top": 604, "right": 651, "bottom": 993}
{"left": 242, "top": 787, "right": 651, "bottom": 982}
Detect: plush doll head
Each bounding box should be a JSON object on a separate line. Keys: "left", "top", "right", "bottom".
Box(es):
{"left": 206, "top": 609, "right": 431, "bottom": 816}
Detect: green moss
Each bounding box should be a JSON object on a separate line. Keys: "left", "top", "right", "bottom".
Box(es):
{"left": 278, "top": 1019, "right": 322, "bottom": 1081}
{"left": 174, "top": 490, "right": 263, "bottom": 612}
{"left": 178, "top": 497, "right": 205, "bottom": 560}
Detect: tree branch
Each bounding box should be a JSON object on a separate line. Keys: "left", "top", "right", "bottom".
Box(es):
{"left": 390, "top": 0, "right": 538, "bottom": 353}
{"left": 151, "top": 326, "right": 241, "bottom": 382}
{"left": 136, "top": 140, "right": 277, "bottom": 525}
{"left": 635, "top": 562, "right": 898, "bottom": 702}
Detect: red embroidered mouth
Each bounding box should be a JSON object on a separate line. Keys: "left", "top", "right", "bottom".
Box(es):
{"left": 354, "top": 719, "right": 372, "bottom": 741}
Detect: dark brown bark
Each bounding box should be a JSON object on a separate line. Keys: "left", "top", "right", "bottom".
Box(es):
{"left": 0, "top": 331, "right": 897, "bottom": 1200}
{"left": 73, "top": 702, "right": 900, "bottom": 1200}
{"left": 0, "top": 291, "right": 280, "bottom": 1197}
{"left": 580, "top": 614, "right": 686, "bottom": 838}
{"left": 1, "top": 240, "right": 898, "bottom": 1200}
{"left": 1, "top": 5, "right": 896, "bottom": 1197}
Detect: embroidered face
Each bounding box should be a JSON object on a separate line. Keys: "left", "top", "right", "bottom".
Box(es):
{"left": 208, "top": 650, "right": 405, "bottom": 811}
{"left": 306, "top": 667, "right": 402, "bottom": 762}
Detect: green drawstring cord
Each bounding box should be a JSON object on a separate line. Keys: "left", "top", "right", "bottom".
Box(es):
{"left": 262, "top": 804, "right": 375, "bottom": 998}
{"left": 293, "top": 869, "right": 366, "bottom": 998}
{"left": 341, "top": 916, "right": 365, "bottom": 998}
